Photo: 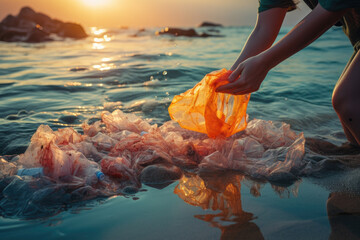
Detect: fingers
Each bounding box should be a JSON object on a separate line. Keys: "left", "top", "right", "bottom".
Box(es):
{"left": 233, "top": 88, "right": 254, "bottom": 95}
{"left": 216, "top": 75, "right": 259, "bottom": 94}
{"left": 228, "top": 63, "right": 244, "bottom": 82}
{"left": 216, "top": 61, "right": 260, "bottom": 95}
{"left": 216, "top": 85, "right": 254, "bottom": 95}
{"left": 216, "top": 80, "right": 244, "bottom": 93}
{"left": 216, "top": 69, "right": 246, "bottom": 93}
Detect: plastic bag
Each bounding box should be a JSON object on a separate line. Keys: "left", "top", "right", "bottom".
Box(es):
{"left": 168, "top": 69, "right": 250, "bottom": 138}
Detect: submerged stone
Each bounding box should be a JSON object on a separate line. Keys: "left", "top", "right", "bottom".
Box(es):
{"left": 121, "top": 185, "right": 139, "bottom": 195}
{"left": 140, "top": 164, "right": 183, "bottom": 185}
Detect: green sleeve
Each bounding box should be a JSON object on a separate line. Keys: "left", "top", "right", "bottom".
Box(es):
{"left": 258, "top": 0, "right": 297, "bottom": 13}
{"left": 318, "top": 0, "right": 360, "bottom": 11}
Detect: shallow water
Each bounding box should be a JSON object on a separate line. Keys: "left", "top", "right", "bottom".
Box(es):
{"left": 1, "top": 26, "right": 360, "bottom": 239}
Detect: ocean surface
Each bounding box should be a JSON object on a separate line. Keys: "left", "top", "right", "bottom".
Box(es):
{"left": 1, "top": 26, "right": 360, "bottom": 239}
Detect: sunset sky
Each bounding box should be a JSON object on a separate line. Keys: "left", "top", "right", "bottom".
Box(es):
{"left": 0, "top": 0, "right": 309, "bottom": 28}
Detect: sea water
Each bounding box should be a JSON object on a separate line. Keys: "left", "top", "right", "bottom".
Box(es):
{"left": 0, "top": 26, "right": 359, "bottom": 239}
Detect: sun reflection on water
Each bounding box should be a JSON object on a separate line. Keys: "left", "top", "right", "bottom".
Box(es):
{"left": 91, "top": 27, "right": 107, "bottom": 36}
{"left": 103, "top": 35, "right": 112, "bottom": 41}
{"left": 94, "top": 38, "right": 104, "bottom": 43}
{"left": 93, "top": 63, "right": 116, "bottom": 71}
{"left": 93, "top": 35, "right": 112, "bottom": 43}
{"left": 91, "top": 27, "right": 113, "bottom": 50}
{"left": 65, "top": 82, "right": 82, "bottom": 86}
{"left": 92, "top": 43, "right": 105, "bottom": 50}
{"left": 101, "top": 57, "right": 112, "bottom": 62}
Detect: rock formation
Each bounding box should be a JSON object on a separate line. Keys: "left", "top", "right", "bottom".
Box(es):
{"left": 155, "top": 27, "right": 222, "bottom": 38}
{"left": 0, "top": 7, "right": 88, "bottom": 43}
{"left": 198, "top": 21, "right": 223, "bottom": 27}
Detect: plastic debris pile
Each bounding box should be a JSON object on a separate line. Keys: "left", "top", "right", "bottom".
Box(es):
{"left": 0, "top": 109, "right": 306, "bottom": 218}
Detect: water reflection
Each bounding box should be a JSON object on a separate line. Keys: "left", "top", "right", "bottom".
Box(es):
{"left": 101, "top": 57, "right": 112, "bottom": 62}
{"left": 92, "top": 43, "right": 105, "bottom": 50}
{"left": 175, "top": 172, "right": 360, "bottom": 239}
{"left": 174, "top": 173, "right": 265, "bottom": 239}
{"left": 94, "top": 35, "right": 112, "bottom": 43}
{"left": 91, "top": 27, "right": 107, "bottom": 36}
{"left": 327, "top": 192, "right": 360, "bottom": 239}
{"left": 90, "top": 27, "right": 112, "bottom": 50}
{"left": 93, "top": 63, "right": 115, "bottom": 71}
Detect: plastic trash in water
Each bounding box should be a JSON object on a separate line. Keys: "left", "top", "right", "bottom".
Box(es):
{"left": 85, "top": 166, "right": 107, "bottom": 185}
{"left": 96, "top": 170, "right": 105, "bottom": 181}
{"left": 168, "top": 69, "right": 250, "bottom": 138}
{"left": 0, "top": 157, "right": 17, "bottom": 178}
{"left": 17, "top": 167, "right": 44, "bottom": 178}
{"left": 94, "top": 170, "right": 112, "bottom": 187}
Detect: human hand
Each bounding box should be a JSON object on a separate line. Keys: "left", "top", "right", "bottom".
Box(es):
{"left": 216, "top": 55, "right": 270, "bottom": 95}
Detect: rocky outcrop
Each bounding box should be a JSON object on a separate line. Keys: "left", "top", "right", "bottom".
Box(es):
{"left": 140, "top": 164, "right": 183, "bottom": 188}
{"left": 155, "top": 27, "right": 222, "bottom": 38}
{"left": 0, "top": 6, "right": 87, "bottom": 43}
{"left": 198, "top": 21, "right": 223, "bottom": 27}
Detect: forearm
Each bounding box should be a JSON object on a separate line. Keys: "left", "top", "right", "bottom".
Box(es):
{"left": 231, "top": 8, "right": 287, "bottom": 71}
{"left": 230, "top": 27, "right": 275, "bottom": 70}
{"left": 261, "top": 4, "right": 347, "bottom": 69}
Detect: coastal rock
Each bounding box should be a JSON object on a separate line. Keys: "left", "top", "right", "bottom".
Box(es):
{"left": 0, "top": 28, "right": 28, "bottom": 42}
{"left": 26, "top": 26, "right": 51, "bottom": 43}
{"left": 0, "top": 6, "right": 87, "bottom": 43}
{"left": 156, "top": 27, "right": 219, "bottom": 38}
{"left": 18, "top": 7, "right": 51, "bottom": 27}
{"left": 156, "top": 27, "right": 197, "bottom": 37}
{"left": 198, "top": 21, "right": 223, "bottom": 27}
{"left": 0, "top": 15, "right": 20, "bottom": 28}
{"left": 56, "top": 22, "right": 88, "bottom": 39}
{"left": 140, "top": 164, "right": 183, "bottom": 186}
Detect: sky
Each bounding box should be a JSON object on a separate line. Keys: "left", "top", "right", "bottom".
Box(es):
{"left": 0, "top": 0, "right": 310, "bottom": 28}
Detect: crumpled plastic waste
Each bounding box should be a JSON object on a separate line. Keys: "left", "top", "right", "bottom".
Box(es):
{"left": 168, "top": 69, "right": 250, "bottom": 138}
{"left": 0, "top": 109, "right": 307, "bottom": 218}
{"left": 4, "top": 109, "right": 307, "bottom": 183}
{"left": 199, "top": 119, "right": 306, "bottom": 182}
{"left": 17, "top": 125, "right": 98, "bottom": 179}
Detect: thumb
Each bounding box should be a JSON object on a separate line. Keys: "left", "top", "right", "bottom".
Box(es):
{"left": 228, "top": 63, "right": 244, "bottom": 82}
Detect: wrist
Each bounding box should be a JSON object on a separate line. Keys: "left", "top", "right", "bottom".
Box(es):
{"left": 258, "top": 50, "right": 276, "bottom": 72}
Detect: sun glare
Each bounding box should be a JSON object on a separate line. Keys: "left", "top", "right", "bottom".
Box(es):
{"left": 82, "top": 0, "right": 111, "bottom": 7}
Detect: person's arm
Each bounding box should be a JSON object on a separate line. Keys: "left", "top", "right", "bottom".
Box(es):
{"left": 230, "top": 8, "right": 287, "bottom": 71}
{"left": 218, "top": 4, "right": 348, "bottom": 95}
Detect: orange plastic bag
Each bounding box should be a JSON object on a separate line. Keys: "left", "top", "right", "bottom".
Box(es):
{"left": 168, "top": 69, "right": 250, "bottom": 138}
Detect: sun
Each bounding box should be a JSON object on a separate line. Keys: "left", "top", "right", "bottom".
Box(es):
{"left": 82, "top": 0, "right": 111, "bottom": 7}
